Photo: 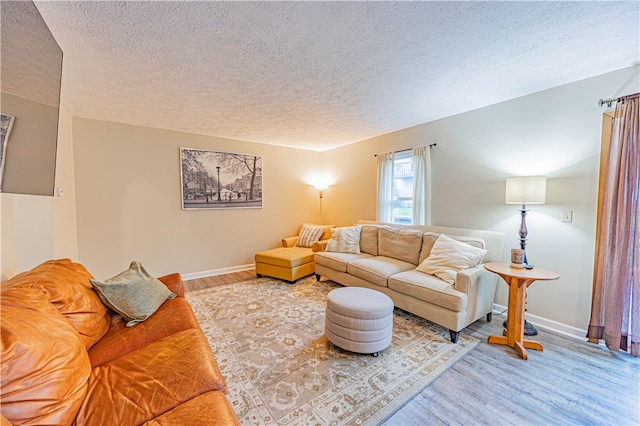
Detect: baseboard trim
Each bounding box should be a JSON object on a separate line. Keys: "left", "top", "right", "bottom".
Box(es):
{"left": 182, "top": 264, "right": 255, "bottom": 281}
{"left": 492, "top": 303, "right": 588, "bottom": 341}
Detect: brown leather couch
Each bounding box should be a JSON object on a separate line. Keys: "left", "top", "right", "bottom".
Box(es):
{"left": 0, "top": 259, "right": 240, "bottom": 425}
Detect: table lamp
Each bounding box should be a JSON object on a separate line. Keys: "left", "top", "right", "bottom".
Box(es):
{"left": 505, "top": 176, "right": 546, "bottom": 336}
{"left": 505, "top": 176, "right": 547, "bottom": 265}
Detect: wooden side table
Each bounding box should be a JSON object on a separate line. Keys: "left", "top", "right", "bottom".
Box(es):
{"left": 484, "top": 262, "right": 559, "bottom": 360}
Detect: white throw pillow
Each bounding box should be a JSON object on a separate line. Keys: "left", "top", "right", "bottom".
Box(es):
{"left": 416, "top": 234, "right": 488, "bottom": 284}
{"left": 325, "top": 226, "right": 362, "bottom": 254}
{"left": 295, "top": 223, "right": 326, "bottom": 248}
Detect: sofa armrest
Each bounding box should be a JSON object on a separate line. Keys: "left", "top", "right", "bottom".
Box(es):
{"left": 454, "top": 265, "right": 493, "bottom": 294}
{"left": 158, "top": 273, "right": 185, "bottom": 297}
{"left": 312, "top": 240, "right": 328, "bottom": 252}
{"left": 281, "top": 236, "right": 298, "bottom": 247}
{"left": 455, "top": 264, "right": 499, "bottom": 321}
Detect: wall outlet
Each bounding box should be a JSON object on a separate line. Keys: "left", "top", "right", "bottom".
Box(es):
{"left": 562, "top": 210, "right": 573, "bottom": 223}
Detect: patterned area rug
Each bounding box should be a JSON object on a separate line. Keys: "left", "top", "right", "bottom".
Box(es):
{"left": 186, "top": 276, "right": 478, "bottom": 425}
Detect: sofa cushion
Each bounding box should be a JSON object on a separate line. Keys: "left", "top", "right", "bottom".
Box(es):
{"left": 75, "top": 328, "right": 227, "bottom": 426}
{"left": 419, "top": 232, "right": 486, "bottom": 264}
{"left": 315, "top": 252, "right": 372, "bottom": 272}
{"left": 389, "top": 270, "right": 468, "bottom": 312}
{"left": 416, "top": 234, "right": 488, "bottom": 284}
{"left": 359, "top": 225, "right": 380, "bottom": 256}
{"left": 347, "top": 256, "right": 416, "bottom": 287}
{"left": 378, "top": 226, "right": 423, "bottom": 265}
{"left": 1, "top": 259, "right": 110, "bottom": 350}
{"left": 91, "top": 261, "right": 176, "bottom": 327}
{"left": 88, "top": 297, "right": 200, "bottom": 367}
{"left": 143, "top": 391, "right": 240, "bottom": 426}
{"left": 295, "top": 223, "right": 326, "bottom": 247}
{"left": 1, "top": 289, "right": 91, "bottom": 425}
{"left": 325, "top": 225, "right": 361, "bottom": 254}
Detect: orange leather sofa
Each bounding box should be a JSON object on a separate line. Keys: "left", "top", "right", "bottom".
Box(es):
{"left": 0, "top": 259, "right": 240, "bottom": 426}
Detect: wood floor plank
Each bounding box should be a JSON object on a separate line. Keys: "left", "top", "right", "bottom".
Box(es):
{"left": 185, "top": 271, "right": 640, "bottom": 426}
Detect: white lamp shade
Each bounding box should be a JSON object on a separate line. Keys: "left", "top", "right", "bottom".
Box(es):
{"left": 313, "top": 183, "right": 329, "bottom": 191}
{"left": 505, "top": 176, "right": 547, "bottom": 204}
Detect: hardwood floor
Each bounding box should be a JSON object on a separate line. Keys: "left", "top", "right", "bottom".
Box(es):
{"left": 185, "top": 271, "right": 640, "bottom": 426}
{"left": 184, "top": 269, "right": 256, "bottom": 292}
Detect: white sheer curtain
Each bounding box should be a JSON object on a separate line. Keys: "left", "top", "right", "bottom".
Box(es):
{"left": 376, "top": 152, "right": 394, "bottom": 222}
{"left": 412, "top": 146, "right": 432, "bottom": 225}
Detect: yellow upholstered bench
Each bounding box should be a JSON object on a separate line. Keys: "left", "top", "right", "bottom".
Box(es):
{"left": 255, "top": 224, "right": 333, "bottom": 283}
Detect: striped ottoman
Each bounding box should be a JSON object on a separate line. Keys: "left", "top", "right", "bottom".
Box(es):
{"left": 325, "top": 287, "right": 394, "bottom": 356}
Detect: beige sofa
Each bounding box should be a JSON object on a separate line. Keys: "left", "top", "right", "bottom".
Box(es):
{"left": 314, "top": 220, "right": 505, "bottom": 342}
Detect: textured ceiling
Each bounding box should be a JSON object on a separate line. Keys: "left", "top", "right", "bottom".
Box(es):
{"left": 26, "top": 1, "right": 640, "bottom": 151}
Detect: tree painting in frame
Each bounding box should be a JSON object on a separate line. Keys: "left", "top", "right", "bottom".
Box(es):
{"left": 0, "top": 114, "right": 16, "bottom": 189}
{"left": 180, "top": 148, "right": 263, "bottom": 210}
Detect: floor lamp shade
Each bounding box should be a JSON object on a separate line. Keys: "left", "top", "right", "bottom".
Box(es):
{"left": 505, "top": 176, "right": 547, "bottom": 205}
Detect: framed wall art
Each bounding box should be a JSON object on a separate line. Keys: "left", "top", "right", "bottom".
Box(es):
{"left": 180, "top": 148, "right": 263, "bottom": 210}
{"left": 0, "top": 113, "right": 16, "bottom": 189}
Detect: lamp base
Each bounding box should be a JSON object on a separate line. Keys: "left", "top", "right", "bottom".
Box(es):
{"left": 503, "top": 319, "right": 538, "bottom": 336}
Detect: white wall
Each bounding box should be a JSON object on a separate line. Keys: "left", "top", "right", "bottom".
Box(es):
{"left": 1, "top": 106, "right": 78, "bottom": 281}
{"left": 72, "top": 118, "right": 323, "bottom": 280}
{"left": 323, "top": 65, "right": 639, "bottom": 332}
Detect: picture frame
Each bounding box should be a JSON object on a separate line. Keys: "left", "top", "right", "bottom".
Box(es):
{"left": 180, "top": 147, "right": 263, "bottom": 210}
{"left": 0, "top": 113, "right": 16, "bottom": 189}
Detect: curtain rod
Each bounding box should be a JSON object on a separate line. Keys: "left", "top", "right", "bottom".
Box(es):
{"left": 598, "top": 92, "right": 639, "bottom": 108}
{"left": 374, "top": 143, "right": 436, "bottom": 157}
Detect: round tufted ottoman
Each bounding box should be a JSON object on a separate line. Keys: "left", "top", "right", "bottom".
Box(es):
{"left": 325, "top": 287, "right": 394, "bottom": 356}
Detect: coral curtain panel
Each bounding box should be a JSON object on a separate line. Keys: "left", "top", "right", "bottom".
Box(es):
{"left": 412, "top": 146, "right": 432, "bottom": 225}
{"left": 376, "top": 152, "right": 395, "bottom": 222}
{"left": 587, "top": 94, "right": 639, "bottom": 357}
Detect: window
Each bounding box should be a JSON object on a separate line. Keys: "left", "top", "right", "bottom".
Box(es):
{"left": 377, "top": 146, "right": 430, "bottom": 226}
{"left": 391, "top": 150, "right": 414, "bottom": 224}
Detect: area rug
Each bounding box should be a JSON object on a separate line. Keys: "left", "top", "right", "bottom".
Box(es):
{"left": 186, "top": 276, "right": 478, "bottom": 426}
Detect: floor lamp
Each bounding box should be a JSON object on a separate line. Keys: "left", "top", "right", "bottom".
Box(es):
{"left": 314, "top": 183, "right": 328, "bottom": 225}
{"left": 505, "top": 176, "right": 547, "bottom": 335}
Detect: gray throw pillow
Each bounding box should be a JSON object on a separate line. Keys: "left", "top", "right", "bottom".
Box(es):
{"left": 90, "top": 261, "right": 176, "bottom": 327}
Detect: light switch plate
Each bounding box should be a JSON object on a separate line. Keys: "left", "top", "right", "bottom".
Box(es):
{"left": 562, "top": 210, "right": 573, "bottom": 223}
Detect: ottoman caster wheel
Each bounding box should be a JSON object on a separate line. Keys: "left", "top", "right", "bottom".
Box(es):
{"left": 372, "top": 352, "right": 380, "bottom": 357}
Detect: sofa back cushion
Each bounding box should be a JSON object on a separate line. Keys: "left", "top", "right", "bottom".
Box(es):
{"left": 419, "top": 232, "right": 486, "bottom": 264}
{"left": 359, "top": 225, "right": 380, "bottom": 256}
{"left": 378, "top": 226, "right": 423, "bottom": 265}
{"left": 1, "top": 259, "right": 110, "bottom": 350}
{"left": 1, "top": 287, "right": 92, "bottom": 425}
